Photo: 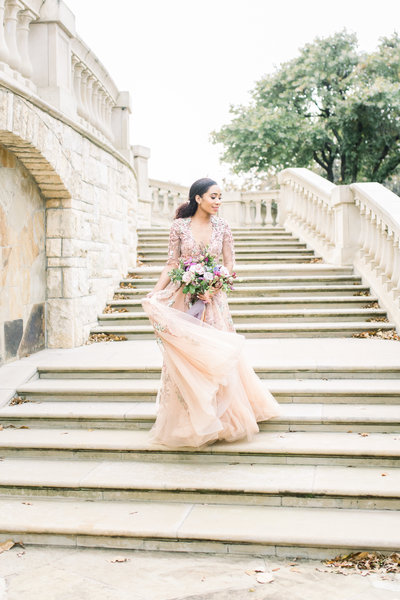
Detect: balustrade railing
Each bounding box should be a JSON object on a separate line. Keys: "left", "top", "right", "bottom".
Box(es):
{"left": 0, "top": 0, "right": 131, "bottom": 156}
{"left": 145, "top": 181, "right": 279, "bottom": 227}
{"left": 278, "top": 168, "right": 400, "bottom": 328}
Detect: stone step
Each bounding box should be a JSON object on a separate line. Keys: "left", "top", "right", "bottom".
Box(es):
{"left": 138, "top": 227, "right": 288, "bottom": 235}
{"left": 121, "top": 274, "right": 363, "bottom": 288}
{"left": 1, "top": 402, "right": 399, "bottom": 433}
{"left": 138, "top": 241, "right": 308, "bottom": 250}
{"left": 97, "top": 308, "right": 387, "bottom": 326}
{"left": 0, "top": 458, "right": 398, "bottom": 510}
{"left": 115, "top": 284, "right": 372, "bottom": 298}
{"left": 0, "top": 428, "right": 398, "bottom": 466}
{"left": 15, "top": 377, "right": 400, "bottom": 404}
{"left": 109, "top": 296, "right": 378, "bottom": 311}
{"left": 90, "top": 321, "right": 395, "bottom": 339}
{"left": 138, "top": 255, "right": 317, "bottom": 266}
{"left": 139, "top": 248, "right": 315, "bottom": 258}
{"left": 36, "top": 364, "right": 400, "bottom": 380}
{"left": 0, "top": 497, "right": 398, "bottom": 557}
{"left": 129, "top": 264, "right": 356, "bottom": 277}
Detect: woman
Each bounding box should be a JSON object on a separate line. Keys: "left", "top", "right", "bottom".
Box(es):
{"left": 142, "top": 178, "right": 280, "bottom": 448}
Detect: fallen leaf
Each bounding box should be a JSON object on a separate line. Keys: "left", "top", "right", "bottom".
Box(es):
{"left": 248, "top": 589, "right": 256, "bottom": 593}
{"left": 271, "top": 567, "right": 280, "bottom": 572}
{"left": 254, "top": 568, "right": 266, "bottom": 573}
{"left": 288, "top": 562, "right": 297, "bottom": 566}
{"left": 381, "top": 473, "right": 388, "bottom": 477}
{"left": 17, "top": 551, "right": 25, "bottom": 558}
{"left": 0, "top": 540, "right": 14, "bottom": 553}
{"left": 0, "top": 425, "right": 3, "bottom": 431}
{"left": 129, "top": 511, "right": 138, "bottom": 515}
{"left": 22, "top": 502, "right": 32, "bottom": 506}
{"left": 256, "top": 572, "right": 274, "bottom": 584}
{"left": 245, "top": 569, "right": 256, "bottom": 576}
{"left": 290, "top": 567, "right": 301, "bottom": 573}
{"left": 110, "top": 556, "right": 129, "bottom": 563}
{"left": 359, "top": 432, "right": 369, "bottom": 437}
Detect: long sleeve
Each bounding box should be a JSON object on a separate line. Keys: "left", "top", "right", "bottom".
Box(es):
{"left": 222, "top": 222, "right": 236, "bottom": 273}
{"left": 166, "top": 220, "right": 181, "bottom": 267}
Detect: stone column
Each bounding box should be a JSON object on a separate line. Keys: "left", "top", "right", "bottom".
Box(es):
{"left": 254, "top": 199, "right": 262, "bottom": 225}
{"left": 80, "top": 68, "right": 90, "bottom": 120}
{"left": 16, "top": 8, "right": 35, "bottom": 78}
{"left": 0, "top": 0, "right": 9, "bottom": 63}
{"left": 4, "top": 0, "right": 23, "bottom": 72}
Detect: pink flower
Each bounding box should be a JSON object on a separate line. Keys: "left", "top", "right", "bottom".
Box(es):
{"left": 182, "top": 271, "right": 194, "bottom": 283}
{"left": 203, "top": 272, "right": 214, "bottom": 281}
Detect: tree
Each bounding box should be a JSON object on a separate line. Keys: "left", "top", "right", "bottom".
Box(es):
{"left": 212, "top": 31, "right": 400, "bottom": 184}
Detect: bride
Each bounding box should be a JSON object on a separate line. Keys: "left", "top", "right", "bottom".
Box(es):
{"left": 142, "top": 178, "right": 280, "bottom": 448}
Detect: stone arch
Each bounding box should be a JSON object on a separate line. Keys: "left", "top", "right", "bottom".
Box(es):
{"left": 0, "top": 131, "right": 71, "bottom": 201}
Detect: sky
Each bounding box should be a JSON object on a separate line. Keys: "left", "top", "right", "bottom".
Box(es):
{"left": 66, "top": 0, "right": 400, "bottom": 187}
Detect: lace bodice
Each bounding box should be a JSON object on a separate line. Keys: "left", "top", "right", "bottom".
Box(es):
{"left": 166, "top": 216, "right": 236, "bottom": 273}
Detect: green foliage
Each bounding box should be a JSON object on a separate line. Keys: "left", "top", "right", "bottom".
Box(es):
{"left": 212, "top": 31, "right": 400, "bottom": 184}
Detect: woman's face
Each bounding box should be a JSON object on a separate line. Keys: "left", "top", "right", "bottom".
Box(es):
{"left": 196, "top": 184, "right": 222, "bottom": 215}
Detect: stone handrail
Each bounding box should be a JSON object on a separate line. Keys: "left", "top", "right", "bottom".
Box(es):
{"left": 278, "top": 168, "right": 400, "bottom": 328}
{"left": 0, "top": 0, "right": 131, "bottom": 158}
{"left": 143, "top": 179, "right": 279, "bottom": 227}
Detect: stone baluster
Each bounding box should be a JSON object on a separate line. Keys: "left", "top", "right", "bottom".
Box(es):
{"left": 264, "top": 200, "right": 273, "bottom": 225}
{"left": 4, "top": 0, "right": 23, "bottom": 72}
{"left": 254, "top": 198, "right": 262, "bottom": 225}
{"left": 91, "top": 80, "right": 101, "bottom": 129}
{"left": 80, "top": 69, "right": 91, "bottom": 120}
{"left": 0, "top": 0, "right": 8, "bottom": 62}
{"left": 105, "top": 96, "right": 114, "bottom": 137}
{"left": 16, "top": 8, "right": 34, "bottom": 78}
{"left": 161, "top": 190, "right": 170, "bottom": 215}
{"left": 17, "top": 10, "right": 36, "bottom": 79}
{"left": 72, "top": 57, "right": 85, "bottom": 117}
{"left": 383, "top": 230, "right": 395, "bottom": 289}
{"left": 172, "top": 193, "right": 179, "bottom": 216}
{"left": 244, "top": 198, "right": 252, "bottom": 226}
{"left": 86, "top": 74, "right": 95, "bottom": 126}
{"left": 391, "top": 237, "right": 400, "bottom": 291}
{"left": 152, "top": 188, "right": 160, "bottom": 212}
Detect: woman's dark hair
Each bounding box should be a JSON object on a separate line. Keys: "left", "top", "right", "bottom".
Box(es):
{"left": 175, "top": 177, "right": 217, "bottom": 219}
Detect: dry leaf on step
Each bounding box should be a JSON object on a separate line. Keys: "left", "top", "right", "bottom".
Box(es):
{"left": 22, "top": 502, "right": 32, "bottom": 506}
{"left": 110, "top": 556, "right": 129, "bottom": 563}
{"left": 272, "top": 567, "right": 280, "bottom": 572}
{"left": 359, "top": 432, "right": 369, "bottom": 437}
{"left": 245, "top": 569, "right": 256, "bottom": 576}
{"left": 256, "top": 572, "right": 274, "bottom": 584}
{"left": 0, "top": 540, "right": 14, "bottom": 553}
{"left": 381, "top": 473, "right": 388, "bottom": 477}
{"left": 290, "top": 567, "right": 301, "bottom": 573}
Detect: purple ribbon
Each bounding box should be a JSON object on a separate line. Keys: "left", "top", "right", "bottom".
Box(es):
{"left": 186, "top": 298, "right": 206, "bottom": 320}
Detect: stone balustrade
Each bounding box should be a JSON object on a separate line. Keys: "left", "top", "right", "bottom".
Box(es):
{"left": 0, "top": 0, "right": 131, "bottom": 156}
{"left": 278, "top": 168, "right": 400, "bottom": 328}
{"left": 141, "top": 180, "right": 279, "bottom": 228}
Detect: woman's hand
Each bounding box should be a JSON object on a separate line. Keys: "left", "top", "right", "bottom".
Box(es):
{"left": 198, "top": 287, "right": 219, "bottom": 304}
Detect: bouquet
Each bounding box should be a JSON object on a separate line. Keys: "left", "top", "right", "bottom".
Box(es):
{"left": 168, "top": 250, "right": 236, "bottom": 320}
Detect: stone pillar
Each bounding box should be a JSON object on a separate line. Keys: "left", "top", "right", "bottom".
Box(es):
{"left": 72, "top": 56, "right": 84, "bottom": 116}
{"left": 4, "top": 0, "right": 23, "bottom": 72}
{"left": 133, "top": 145, "right": 151, "bottom": 226}
{"left": 112, "top": 90, "right": 131, "bottom": 160}
{"left": 29, "top": 2, "right": 76, "bottom": 116}
{"left": 16, "top": 8, "right": 35, "bottom": 78}
{"left": 331, "top": 185, "right": 359, "bottom": 265}
{"left": 0, "top": 0, "right": 9, "bottom": 62}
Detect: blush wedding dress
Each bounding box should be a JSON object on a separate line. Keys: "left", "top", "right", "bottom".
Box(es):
{"left": 141, "top": 215, "right": 280, "bottom": 448}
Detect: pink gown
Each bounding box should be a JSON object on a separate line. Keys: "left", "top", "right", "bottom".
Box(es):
{"left": 142, "top": 215, "right": 280, "bottom": 448}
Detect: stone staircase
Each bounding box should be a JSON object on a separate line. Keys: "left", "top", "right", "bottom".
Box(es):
{"left": 91, "top": 226, "right": 395, "bottom": 339}
{"left": 0, "top": 224, "right": 399, "bottom": 558}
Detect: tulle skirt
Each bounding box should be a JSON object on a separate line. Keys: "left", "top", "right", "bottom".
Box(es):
{"left": 141, "top": 282, "right": 280, "bottom": 448}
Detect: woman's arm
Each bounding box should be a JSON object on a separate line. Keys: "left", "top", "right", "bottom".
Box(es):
{"left": 149, "top": 220, "right": 180, "bottom": 294}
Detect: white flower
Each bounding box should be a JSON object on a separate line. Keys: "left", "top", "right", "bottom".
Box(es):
{"left": 195, "top": 264, "right": 205, "bottom": 275}
{"left": 203, "top": 272, "right": 214, "bottom": 281}
{"left": 219, "top": 266, "right": 229, "bottom": 277}
{"left": 189, "top": 264, "right": 197, "bottom": 273}
{"left": 182, "top": 271, "right": 194, "bottom": 283}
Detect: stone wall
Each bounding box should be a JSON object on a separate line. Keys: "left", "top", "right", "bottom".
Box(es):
{"left": 0, "top": 146, "right": 46, "bottom": 363}
{"left": 0, "top": 88, "right": 138, "bottom": 360}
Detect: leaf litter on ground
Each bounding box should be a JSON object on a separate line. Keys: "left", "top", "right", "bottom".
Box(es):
{"left": 322, "top": 552, "right": 400, "bottom": 577}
